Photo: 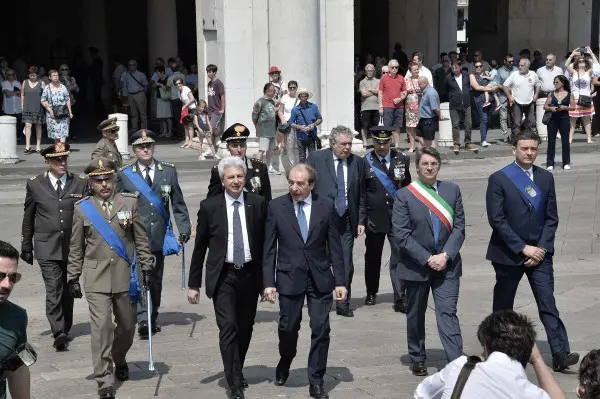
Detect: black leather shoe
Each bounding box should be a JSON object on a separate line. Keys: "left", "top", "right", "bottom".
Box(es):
{"left": 228, "top": 387, "right": 244, "bottom": 399}
{"left": 53, "top": 332, "right": 69, "bottom": 351}
{"left": 336, "top": 308, "right": 354, "bottom": 317}
{"left": 552, "top": 352, "right": 580, "bottom": 372}
{"left": 138, "top": 321, "right": 149, "bottom": 337}
{"left": 115, "top": 364, "right": 129, "bottom": 381}
{"left": 274, "top": 361, "right": 289, "bottom": 386}
{"left": 393, "top": 299, "right": 408, "bottom": 314}
{"left": 240, "top": 376, "right": 249, "bottom": 389}
{"left": 309, "top": 383, "right": 329, "bottom": 399}
{"left": 364, "top": 294, "right": 376, "bottom": 306}
{"left": 98, "top": 386, "right": 115, "bottom": 399}
{"left": 411, "top": 361, "right": 428, "bottom": 376}
{"left": 151, "top": 324, "right": 161, "bottom": 334}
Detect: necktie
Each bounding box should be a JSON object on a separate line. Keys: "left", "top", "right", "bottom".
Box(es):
{"left": 232, "top": 201, "right": 245, "bottom": 267}
{"left": 430, "top": 186, "right": 440, "bottom": 249}
{"left": 145, "top": 166, "right": 153, "bottom": 186}
{"left": 381, "top": 158, "right": 388, "bottom": 172}
{"left": 297, "top": 201, "right": 308, "bottom": 242}
{"left": 56, "top": 179, "right": 63, "bottom": 197}
{"left": 526, "top": 170, "right": 533, "bottom": 181}
{"left": 336, "top": 159, "right": 347, "bottom": 216}
{"left": 102, "top": 201, "right": 112, "bottom": 218}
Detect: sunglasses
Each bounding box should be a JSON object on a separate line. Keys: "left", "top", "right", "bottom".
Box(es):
{"left": 0, "top": 272, "right": 22, "bottom": 284}
{"left": 475, "top": 65, "right": 483, "bottom": 68}
{"left": 288, "top": 86, "right": 297, "bottom": 90}
{"left": 60, "top": 68, "right": 69, "bottom": 71}
{"left": 389, "top": 66, "right": 399, "bottom": 69}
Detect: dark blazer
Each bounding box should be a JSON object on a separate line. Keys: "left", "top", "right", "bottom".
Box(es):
{"left": 188, "top": 192, "right": 267, "bottom": 298}
{"left": 116, "top": 159, "right": 191, "bottom": 252}
{"left": 21, "top": 171, "right": 88, "bottom": 261}
{"left": 207, "top": 157, "right": 272, "bottom": 202}
{"left": 262, "top": 194, "right": 345, "bottom": 296}
{"left": 359, "top": 150, "right": 411, "bottom": 234}
{"left": 391, "top": 180, "right": 466, "bottom": 281}
{"left": 307, "top": 148, "right": 365, "bottom": 236}
{"left": 486, "top": 165, "right": 558, "bottom": 266}
{"left": 433, "top": 67, "right": 451, "bottom": 103}
{"left": 445, "top": 72, "right": 471, "bottom": 110}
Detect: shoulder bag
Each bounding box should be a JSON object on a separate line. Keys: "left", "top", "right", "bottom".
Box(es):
{"left": 576, "top": 72, "right": 593, "bottom": 107}
{"left": 277, "top": 97, "right": 299, "bottom": 134}
{"left": 449, "top": 356, "right": 482, "bottom": 399}
{"left": 48, "top": 86, "right": 69, "bottom": 118}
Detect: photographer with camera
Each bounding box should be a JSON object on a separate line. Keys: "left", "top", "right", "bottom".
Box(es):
{"left": 565, "top": 46, "right": 597, "bottom": 144}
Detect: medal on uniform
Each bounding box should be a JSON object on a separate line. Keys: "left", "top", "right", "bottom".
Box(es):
{"left": 250, "top": 176, "right": 261, "bottom": 191}
{"left": 525, "top": 185, "right": 537, "bottom": 197}
{"left": 161, "top": 184, "right": 171, "bottom": 202}
{"left": 394, "top": 166, "right": 404, "bottom": 180}
{"left": 117, "top": 210, "right": 133, "bottom": 228}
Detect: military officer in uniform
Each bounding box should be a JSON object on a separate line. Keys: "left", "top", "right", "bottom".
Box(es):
{"left": 67, "top": 157, "right": 154, "bottom": 399}
{"left": 359, "top": 126, "right": 411, "bottom": 312}
{"left": 91, "top": 117, "right": 123, "bottom": 168}
{"left": 116, "top": 129, "right": 191, "bottom": 337}
{"left": 207, "top": 123, "right": 272, "bottom": 202}
{"left": 20, "top": 143, "right": 87, "bottom": 350}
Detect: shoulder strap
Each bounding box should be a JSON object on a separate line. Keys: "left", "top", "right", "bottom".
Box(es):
{"left": 366, "top": 153, "right": 397, "bottom": 197}
{"left": 449, "top": 356, "right": 482, "bottom": 399}
{"left": 122, "top": 167, "right": 169, "bottom": 222}
{"left": 128, "top": 71, "right": 146, "bottom": 89}
{"left": 500, "top": 163, "right": 544, "bottom": 218}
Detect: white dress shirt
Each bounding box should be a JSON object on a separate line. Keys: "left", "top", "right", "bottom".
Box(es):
{"left": 406, "top": 66, "right": 434, "bottom": 87}
{"left": 414, "top": 352, "right": 551, "bottom": 399}
{"left": 454, "top": 74, "right": 463, "bottom": 91}
{"left": 48, "top": 173, "right": 67, "bottom": 191}
{"left": 332, "top": 153, "right": 348, "bottom": 206}
{"left": 224, "top": 192, "right": 252, "bottom": 263}
{"left": 293, "top": 194, "right": 313, "bottom": 228}
{"left": 517, "top": 162, "right": 534, "bottom": 181}
{"left": 138, "top": 161, "right": 155, "bottom": 182}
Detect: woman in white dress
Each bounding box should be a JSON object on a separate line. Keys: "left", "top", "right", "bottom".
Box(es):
{"left": 153, "top": 67, "right": 173, "bottom": 138}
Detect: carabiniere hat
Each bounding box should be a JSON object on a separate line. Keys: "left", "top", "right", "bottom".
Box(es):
{"left": 130, "top": 129, "right": 156, "bottom": 146}
{"left": 221, "top": 123, "right": 250, "bottom": 142}
{"left": 97, "top": 117, "right": 119, "bottom": 133}
{"left": 369, "top": 125, "right": 394, "bottom": 142}
{"left": 84, "top": 157, "right": 117, "bottom": 179}
{"left": 41, "top": 142, "right": 70, "bottom": 158}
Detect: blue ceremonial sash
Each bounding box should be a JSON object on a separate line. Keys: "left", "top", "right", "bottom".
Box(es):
{"left": 122, "top": 167, "right": 180, "bottom": 256}
{"left": 366, "top": 153, "right": 397, "bottom": 197}
{"left": 500, "top": 162, "right": 544, "bottom": 220}
{"left": 79, "top": 200, "right": 142, "bottom": 304}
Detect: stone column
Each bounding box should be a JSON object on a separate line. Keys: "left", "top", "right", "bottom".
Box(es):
{"left": 437, "top": 103, "right": 453, "bottom": 147}
{"left": 568, "top": 0, "right": 593, "bottom": 51}
{"left": 148, "top": 0, "right": 179, "bottom": 70}
{"left": 81, "top": 0, "right": 109, "bottom": 103}
{"left": 109, "top": 113, "right": 131, "bottom": 160}
{"left": 439, "top": 0, "right": 458, "bottom": 55}
{"left": 195, "top": 0, "right": 207, "bottom": 100}
{"left": 0, "top": 116, "right": 18, "bottom": 164}
{"left": 535, "top": 98, "right": 548, "bottom": 141}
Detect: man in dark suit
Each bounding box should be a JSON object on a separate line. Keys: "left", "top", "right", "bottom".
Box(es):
{"left": 446, "top": 60, "right": 477, "bottom": 154}
{"left": 307, "top": 125, "right": 364, "bottom": 317}
{"left": 262, "top": 164, "right": 346, "bottom": 399}
{"left": 207, "top": 123, "right": 272, "bottom": 201}
{"left": 359, "top": 126, "right": 411, "bottom": 311}
{"left": 392, "top": 147, "right": 465, "bottom": 376}
{"left": 188, "top": 156, "right": 267, "bottom": 399}
{"left": 486, "top": 130, "right": 579, "bottom": 372}
{"left": 116, "top": 129, "right": 191, "bottom": 337}
{"left": 19, "top": 143, "right": 87, "bottom": 351}
{"left": 432, "top": 56, "right": 451, "bottom": 103}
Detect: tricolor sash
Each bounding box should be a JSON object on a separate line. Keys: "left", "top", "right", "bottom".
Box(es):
{"left": 407, "top": 179, "right": 455, "bottom": 231}
{"left": 500, "top": 162, "right": 544, "bottom": 219}
{"left": 365, "top": 153, "right": 397, "bottom": 197}
{"left": 79, "top": 199, "right": 142, "bottom": 304}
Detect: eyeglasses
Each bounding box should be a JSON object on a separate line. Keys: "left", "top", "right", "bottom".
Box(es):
{"left": 389, "top": 66, "right": 399, "bottom": 69}
{"left": 288, "top": 86, "right": 297, "bottom": 90}
{"left": 0, "top": 272, "right": 21, "bottom": 284}
{"left": 474, "top": 65, "right": 483, "bottom": 68}
{"left": 546, "top": 59, "right": 553, "bottom": 61}
{"left": 60, "top": 68, "right": 69, "bottom": 72}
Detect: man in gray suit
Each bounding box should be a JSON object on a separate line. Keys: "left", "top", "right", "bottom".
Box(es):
{"left": 391, "top": 147, "right": 465, "bottom": 376}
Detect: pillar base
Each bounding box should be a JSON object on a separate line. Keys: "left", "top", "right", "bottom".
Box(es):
{"left": 437, "top": 103, "right": 453, "bottom": 148}
{"left": 0, "top": 116, "right": 18, "bottom": 164}
{"left": 109, "top": 113, "right": 131, "bottom": 160}
{"left": 535, "top": 98, "right": 548, "bottom": 142}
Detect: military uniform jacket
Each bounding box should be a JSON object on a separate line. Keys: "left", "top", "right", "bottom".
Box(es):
{"left": 21, "top": 171, "right": 88, "bottom": 261}
{"left": 359, "top": 150, "right": 411, "bottom": 234}
{"left": 91, "top": 138, "right": 123, "bottom": 168}
{"left": 67, "top": 193, "right": 153, "bottom": 293}
{"left": 206, "top": 157, "right": 272, "bottom": 202}
{"left": 116, "top": 160, "right": 191, "bottom": 252}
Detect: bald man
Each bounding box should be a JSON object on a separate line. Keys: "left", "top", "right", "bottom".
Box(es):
{"left": 417, "top": 77, "right": 447, "bottom": 147}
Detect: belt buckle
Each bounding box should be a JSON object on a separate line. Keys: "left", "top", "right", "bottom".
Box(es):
{"left": 233, "top": 263, "right": 244, "bottom": 270}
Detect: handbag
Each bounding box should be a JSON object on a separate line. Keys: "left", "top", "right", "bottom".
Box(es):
{"left": 180, "top": 107, "right": 193, "bottom": 124}
{"left": 542, "top": 110, "right": 552, "bottom": 125}
{"left": 162, "top": 220, "right": 180, "bottom": 256}
{"left": 159, "top": 86, "right": 171, "bottom": 101}
{"left": 48, "top": 87, "right": 69, "bottom": 118}
{"left": 578, "top": 95, "right": 592, "bottom": 107}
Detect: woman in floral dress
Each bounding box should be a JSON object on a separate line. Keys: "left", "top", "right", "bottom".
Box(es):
{"left": 40, "top": 69, "right": 72, "bottom": 143}
{"left": 405, "top": 62, "right": 423, "bottom": 152}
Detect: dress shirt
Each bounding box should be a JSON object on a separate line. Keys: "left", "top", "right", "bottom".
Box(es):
{"left": 224, "top": 192, "right": 252, "bottom": 263}
{"left": 48, "top": 173, "right": 67, "bottom": 191}
{"left": 406, "top": 66, "right": 434, "bottom": 87}
{"left": 414, "top": 352, "right": 550, "bottom": 399}
{"left": 293, "top": 194, "right": 313, "bottom": 228}
{"left": 120, "top": 70, "right": 148, "bottom": 96}
{"left": 536, "top": 66, "right": 564, "bottom": 93}
{"left": 376, "top": 152, "right": 391, "bottom": 165}
{"left": 138, "top": 161, "right": 155, "bottom": 182}
{"left": 503, "top": 71, "right": 541, "bottom": 105}
{"left": 516, "top": 162, "right": 534, "bottom": 181}
{"left": 419, "top": 86, "right": 441, "bottom": 119}
{"left": 454, "top": 74, "right": 462, "bottom": 91}
{"left": 332, "top": 153, "right": 348, "bottom": 206}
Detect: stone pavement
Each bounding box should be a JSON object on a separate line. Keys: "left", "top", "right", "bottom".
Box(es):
{"left": 4, "top": 153, "right": 600, "bottom": 398}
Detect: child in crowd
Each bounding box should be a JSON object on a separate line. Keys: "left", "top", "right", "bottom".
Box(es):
{"left": 193, "top": 99, "right": 219, "bottom": 160}
{"left": 482, "top": 60, "right": 500, "bottom": 109}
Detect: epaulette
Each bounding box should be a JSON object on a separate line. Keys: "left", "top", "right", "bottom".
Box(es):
{"left": 160, "top": 161, "right": 175, "bottom": 168}
{"left": 79, "top": 174, "right": 86, "bottom": 179}
{"left": 251, "top": 158, "right": 265, "bottom": 165}
{"left": 212, "top": 164, "right": 218, "bottom": 169}
{"left": 120, "top": 192, "right": 139, "bottom": 198}
{"left": 119, "top": 161, "right": 136, "bottom": 172}
{"left": 29, "top": 175, "right": 37, "bottom": 180}
{"left": 75, "top": 196, "right": 91, "bottom": 205}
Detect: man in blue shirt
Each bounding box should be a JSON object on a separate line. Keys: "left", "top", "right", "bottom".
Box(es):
{"left": 417, "top": 77, "right": 446, "bottom": 147}
{"left": 288, "top": 88, "right": 323, "bottom": 163}
{"left": 495, "top": 54, "right": 518, "bottom": 142}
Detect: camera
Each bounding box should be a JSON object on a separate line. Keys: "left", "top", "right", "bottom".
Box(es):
{"left": 579, "top": 47, "right": 586, "bottom": 54}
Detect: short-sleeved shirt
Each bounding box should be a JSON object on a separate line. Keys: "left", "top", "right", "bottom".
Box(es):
{"left": 0, "top": 301, "right": 28, "bottom": 399}
{"left": 495, "top": 66, "right": 518, "bottom": 102}
{"left": 1, "top": 80, "right": 22, "bottom": 115}
{"left": 419, "top": 86, "right": 441, "bottom": 119}
{"left": 379, "top": 73, "right": 407, "bottom": 109}
{"left": 503, "top": 71, "right": 541, "bottom": 105}
{"left": 359, "top": 77, "right": 380, "bottom": 111}
{"left": 207, "top": 78, "right": 225, "bottom": 114}
{"left": 252, "top": 97, "right": 277, "bottom": 138}
{"left": 536, "top": 66, "right": 564, "bottom": 93}
{"left": 289, "top": 102, "right": 322, "bottom": 141}
{"left": 280, "top": 94, "right": 299, "bottom": 121}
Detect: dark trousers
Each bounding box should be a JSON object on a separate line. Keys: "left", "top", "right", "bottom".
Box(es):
{"left": 547, "top": 117, "right": 571, "bottom": 167}
{"left": 449, "top": 107, "right": 472, "bottom": 145}
{"left": 170, "top": 99, "right": 184, "bottom": 138}
{"left": 213, "top": 265, "right": 259, "bottom": 389}
{"left": 297, "top": 140, "right": 315, "bottom": 163}
{"left": 278, "top": 276, "right": 333, "bottom": 385}
{"left": 364, "top": 230, "right": 404, "bottom": 302}
{"left": 405, "top": 278, "right": 463, "bottom": 363}
{"left": 137, "top": 252, "right": 164, "bottom": 325}
{"left": 492, "top": 259, "right": 570, "bottom": 355}
{"left": 335, "top": 212, "right": 354, "bottom": 311}
{"left": 511, "top": 102, "right": 535, "bottom": 138}
{"left": 37, "top": 259, "right": 73, "bottom": 337}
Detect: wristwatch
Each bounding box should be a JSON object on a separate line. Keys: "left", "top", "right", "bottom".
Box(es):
{"left": 442, "top": 252, "right": 450, "bottom": 261}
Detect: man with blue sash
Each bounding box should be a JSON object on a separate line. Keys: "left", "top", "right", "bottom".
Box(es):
{"left": 67, "top": 158, "right": 154, "bottom": 399}
{"left": 486, "top": 130, "right": 579, "bottom": 372}
{"left": 116, "top": 129, "right": 191, "bottom": 338}
{"left": 359, "top": 126, "right": 411, "bottom": 311}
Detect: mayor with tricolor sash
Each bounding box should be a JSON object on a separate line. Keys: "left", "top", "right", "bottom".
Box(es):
{"left": 391, "top": 147, "right": 465, "bottom": 377}
{"left": 486, "top": 130, "right": 579, "bottom": 373}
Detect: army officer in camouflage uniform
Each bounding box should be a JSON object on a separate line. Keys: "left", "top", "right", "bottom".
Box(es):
{"left": 91, "top": 117, "right": 123, "bottom": 168}
{"left": 116, "top": 129, "right": 191, "bottom": 337}
{"left": 207, "top": 123, "right": 272, "bottom": 201}
{"left": 67, "top": 157, "right": 154, "bottom": 399}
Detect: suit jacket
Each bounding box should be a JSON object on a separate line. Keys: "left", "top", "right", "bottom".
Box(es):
{"left": 391, "top": 180, "right": 465, "bottom": 281}
{"left": 91, "top": 138, "right": 123, "bottom": 168}
{"left": 433, "top": 67, "right": 451, "bottom": 103}
{"left": 486, "top": 165, "right": 558, "bottom": 266}
{"left": 67, "top": 193, "right": 154, "bottom": 293}
{"left": 21, "top": 171, "right": 88, "bottom": 261}
{"left": 307, "top": 148, "right": 365, "bottom": 236}
{"left": 206, "top": 157, "right": 272, "bottom": 202}
{"left": 359, "top": 150, "right": 411, "bottom": 234}
{"left": 262, "top": 193, "right": 345, "bottom": 295}
{"left": 445, "top": 72, "right": 471, "bottom": 110}
{"left": 188, "top": 192, "right": 267, "bottom": 299}
{"left": 116, "top": 159, "right": 191, "bottom": 252}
